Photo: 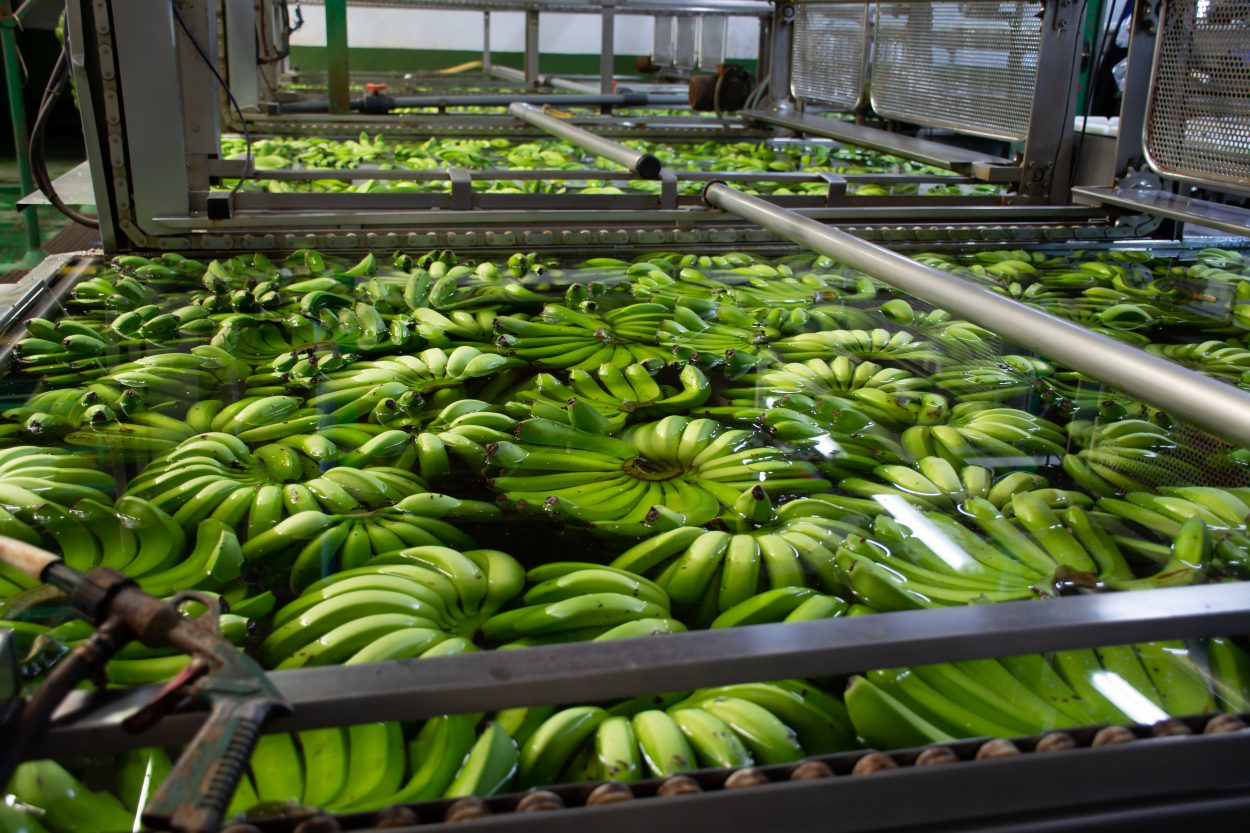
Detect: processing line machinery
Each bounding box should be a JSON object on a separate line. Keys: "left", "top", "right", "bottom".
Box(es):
{"left": 3, "top": 0, "right": 1249, "bottom": 829}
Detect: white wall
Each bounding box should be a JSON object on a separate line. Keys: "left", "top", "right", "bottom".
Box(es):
{"left": 291, "top": 6, "right": 758, "bottom": 58}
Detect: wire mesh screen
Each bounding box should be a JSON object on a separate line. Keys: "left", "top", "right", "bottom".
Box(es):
{"left": 652, "top": 16, "right": 675, "bottom": 66}
{"left": 791, "top": 3, "right": 869, "bottom": 109}
{"left": 1144, "top": 0, "right": 1250, "bottom": 193}
{"left": 699, "top": 16, "right": 728, "bottom": 70}
{"left": 871, "top": 1, "right": 1043, "bottom": 142}
{"left": 675, "top": 16, "right": 698, "bottom": 69}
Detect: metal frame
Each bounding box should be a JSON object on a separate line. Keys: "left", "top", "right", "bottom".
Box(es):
{"left": 33, "top": 583, "right": 1250, "bottom": 755}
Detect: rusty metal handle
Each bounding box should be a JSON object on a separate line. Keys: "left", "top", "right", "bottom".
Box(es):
{"left": 0, "top": 535, "right": 61, "bottom": 580}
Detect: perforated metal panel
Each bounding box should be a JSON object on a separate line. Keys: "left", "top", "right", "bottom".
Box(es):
{"left": 791, "top": 3, "right": 869, "bottom": 110}
{"left": 652, "top": 16, "right": 675, "bottom": 66}
{"left": 871, "top": 1, "right": 1043, "bottom": 142}
{"left": 698, "top": 15, "right": 728, "bottom": 70}
{"left": 1144, "top": 0, "right": 1250, "bottom": 194}
{"left": 674, "top": 16, "right": 698, "bottom": 69}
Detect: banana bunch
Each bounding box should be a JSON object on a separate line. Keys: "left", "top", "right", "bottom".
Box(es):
{"left": 279, "top": 494, "right": 503, "bottom": 593}
{"left": 487, "top": 416, "right": 830, "bottom": 536}
{"left": 0, "top": 446, "right": 115, "bottom": 510}
{"left": 1146, "top": 340, "right": 1250, "bottom": 382}
{"left": 481, "top": 562, "right": 682, "bottom": 646}
{"left": 877, "top": 299, "right": 995, "bottom": 347}
{"left": 612, "top": 494, "right": 870, "bottom": 622}
{"left": 87, "top": 346, "right": 250, "bottom": 408}
{"left": 840, "top": 497, "right": 1211, "bottom": 612}
{"left": 504, "top": 360, "right": 710, "bottom": 434}
{"left": 512, "top": 679, "right": 851, "bottom": 787}
{"left": 900, "top": 403, "right": 1067, "bottom": 464}
{"left": 774, "top": 328, "right": 944, "bottom": 366}
{"left": 729, "top": 356, "right": 929, "bottom": 401}
{"left": 1062, "top": 416, "right": 1204, "bottom": 496}
{"left": 837, "top": 456, "right": 1089, "bottom": 514}
{"left": 1096, "top": 486, "right": 1250, "bottom": 576}
{"left": 629, "top": 269, "right": 733, "bottom": 306}
{"left": 688, "top": 394, "right": 908, "bottom": 478}
{"left": 409, "top": 400, "right": 518, "bottom": 483}
{"left": 409, "top": 307, "right": 501, "bottom": 347}
{"left": 928, "top": 355, "right": 1053, "bottom": 402}
{"left": 123, "top": 432, "right": 428, "bottom": 539}
{"left": 0, "top": 386, "right": 133, "bottom": 442}
{"left": 749, "top": 302, "right": 877, "bottom": 335}
{"left": 70, "top": 269, "right": 161, "bottom": 310}
{"left": 845, "top": 640, "right": 1217, "bottom": 749}
{"left": 263, "top": 544, "right": 521, "bottom": 667}
{"left": 656, "top": 307, "right": 780, "bottom": 366}
{"left": 494, "top": 302, "right": 672, "bottom": 369}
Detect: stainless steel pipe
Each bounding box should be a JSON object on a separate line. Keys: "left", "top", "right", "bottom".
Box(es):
{"left": 703, "top": 182, "right": 1250, "bottom": 449}
{"left": 509, "top": 101, "right": 663, "bottom": 179}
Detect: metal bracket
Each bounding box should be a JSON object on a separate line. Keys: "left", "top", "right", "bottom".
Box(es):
{"left": 659, "top": 168, "right": 679, "bottom": 210}
{"left": 448, "top": 167, "right": 473, "bottom": 210}
{"left": 817, "top": 171, "right": 847, "bottom": 206}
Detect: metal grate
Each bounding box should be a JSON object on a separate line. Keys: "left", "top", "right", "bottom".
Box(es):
{"left": 1144, "top": 0, "right": 1250, "bottom": 193}
{"left": 652, "top": 16, "right": 675, "bottom": 66}
{"left": 791, "top": 3, "right": 869, "bottom": 110}
{"left": 674, "top": 16, "right": 698, "bottom": 69}
{"left": 698, "top": 15, "right": 728, "bottom": 70}
{"left": 871, "top": 1, "right": 1043, "bottom": 142}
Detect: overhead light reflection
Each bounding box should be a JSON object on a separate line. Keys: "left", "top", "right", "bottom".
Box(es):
{"left": 873, "top": 494, "right": 976, "bottom": 572}
{"left": 812, "top": 434, "right": 842, "bottom": 458}
{"left": 1090, "top": 671, "right": 1169, "bottom": 725}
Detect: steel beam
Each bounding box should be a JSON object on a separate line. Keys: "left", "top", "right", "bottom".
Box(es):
{"left": 703, "top": 182, "right": 1250, "bottom": 446}
{"left": 1072, "top": 185, "right": 1250, "bottom": 238}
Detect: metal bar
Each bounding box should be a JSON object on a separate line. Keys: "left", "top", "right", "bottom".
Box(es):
{"left": 36, "top": 583, "right": 1250, "bottom": 755}
{"left": 509, "top": 102, "right": 662, "bottom": 178}
{"left": 703, "top": 182, "right": 1250, "bottom": 446}
{"left": 293, "top": 0, "right": 772, "bottom": 16}
{"left": 544, "top": 76, "right": 600, "bottom": 94}
{"left": 312, "top": 734, "right": 1250, "bottom": 833}
{"left": 152, "top": 203, "right": 1099, "bottom": 229}
{"left": 0, "top": 253, "right": 85, "bottom": 372}
{"left": 523, "top": 9, "right": 539, "bottom": 87}
{"left": 482, "top": 10, "right": 491, "bottom": 73}
{"left": 1017, "top": 0, "right": 1084, "bottom": 203}
{"left": 1111, "top": 1, "right": 1155, "bottom": 180}
{"left": 250, "top": 167, "right": 965, "bottom": 184}
{"left": 743, "top": 109, "right": 1015, "bottom": 174}
{"left": 0, "top": 1, "right": 42, "bottom": 268}
{"left": 324, "top": 0, "right": 350, "bottom": 114}
{"left": 1072, "top": 185, "right": 1250, "bottom": 239}
{"left": 276, "top": 93, "right": 690, "bottom": 112}
{"left": 599, "top": 0, "right": 615, "bottom": 95}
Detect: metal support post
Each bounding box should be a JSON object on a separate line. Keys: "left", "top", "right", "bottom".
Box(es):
{"left": 761, "top": 2, "right": 795, "bottom": 112}
{"left": 1112, "top": 1, "right": 1157, "bottom": 179}
{"left": 524, "top": 9, "right": 540, "bottom": 88}
{"left": 1018, "top": 0, "right": 1085, "bottom": 203}
{"left": 599, "top": 0, "right": 615, "bottom": 95}
{"left": 702, "top": 182, "right": 1250, "bottom": 447}
{"left": 1, "top": 0, "right": 42, "bottom": 268}
{"left": 325, "top": 0, "right": 350, "bottom": 114}
{"left": 482, "top": 11, "right": 491, "bottom": 74}
{"left": 509, "top": 102, "right": 661, "bottom": 178}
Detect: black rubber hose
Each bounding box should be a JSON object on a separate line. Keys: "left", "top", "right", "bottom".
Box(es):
{"left": 28, "top": 45, "right": 99, "bottom": 229}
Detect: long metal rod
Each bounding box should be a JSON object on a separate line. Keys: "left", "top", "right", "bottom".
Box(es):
{"left": 742, "top": 108, "right": 1013, "bottom": 173}
{"left": 35, "top": 583, "right": 1250, "bottom": 756}
{"left": 703, "top": 182, "right": 1250, "bottom": 448}
{"left": 276, "top": 93, "right": 689, "bottom": 113}
{"left": 1072, "top": 185, "right": 1250, "bottom": 238}
{"left": 508, "top": 102, "right": 662, "bottom": 178}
